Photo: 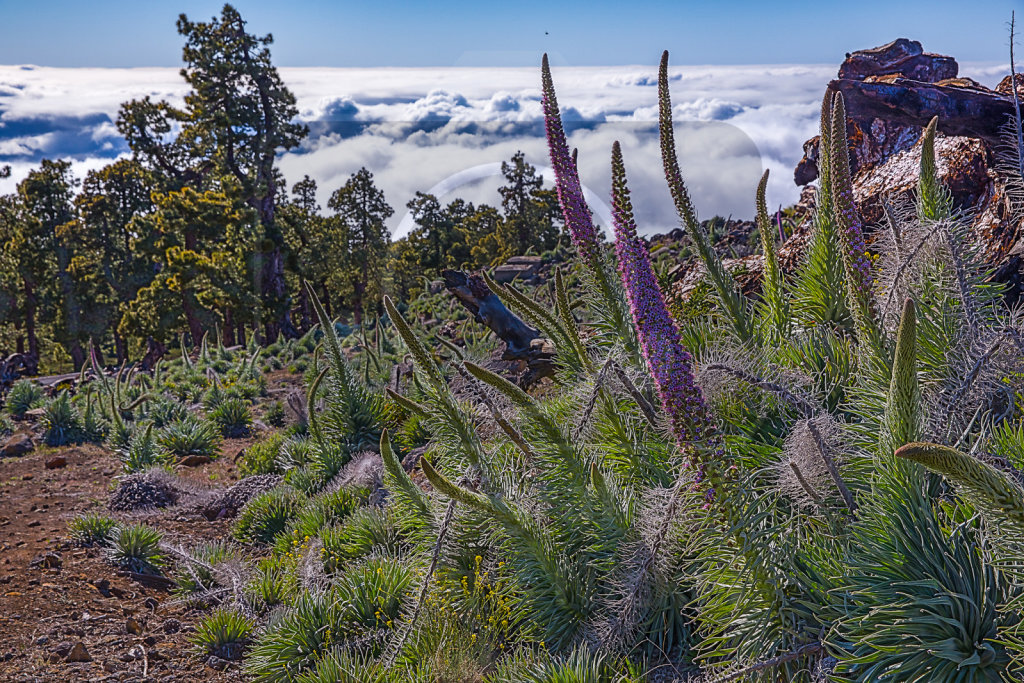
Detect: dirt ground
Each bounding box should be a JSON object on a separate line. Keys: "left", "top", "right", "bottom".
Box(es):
{"left": 0, "top": 436, "right": 256, "bottom": 682}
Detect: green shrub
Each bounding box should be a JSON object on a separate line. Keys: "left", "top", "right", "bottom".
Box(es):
{"left": 120, "top": 426, "right": 172, "bottom": 473}
{"left": 244, "top": 589, "right": 343, "bottom": 680}
{"left": 41, "top": 391, "right": 83, "bottom": 446}
{"left": 67, "top": 513, "right": 117, "bottom": 547}
{"left": 245, "top": 556, "right": 299, "bottom": 612}
{"left": 332, "top": 556, "right": 414, "bottom": 642}
{"left": 209, "top": 397, "right": 252, "bottom": 438}
{"left": 233, "top": 486, "right": 305, "bottom": 545}
{"left": 0, "top": 414, "right": 13, "bottom": 438}
{"left": 190, "top": 608, "right": 254, "bottom": 659}
{"left": 145, "top": 398, "right": 188, "bottom": 428}
{"left": 106, "top": 524, "right": 165, "bottom": 575}
{"left": 320, "top": 507, "right": 404, "bottom": 572}
{"left": 273, "top": 487, "right": 368, "bottom": 556}
{"left": 264, "top": 400, "right": 286, "bottom": 427}
{"left": 157, "top": 414, "right": 221, "bottom": 459}
{"left": 4, "top": 380, "right": 43, "bottom": 418}
{"left": 240, "top": 432, "right": 286, "bottom": 476}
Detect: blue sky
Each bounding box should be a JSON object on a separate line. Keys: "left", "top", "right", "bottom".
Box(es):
{"left": 0, "top": 0, "right": 1019, "bottom": 67}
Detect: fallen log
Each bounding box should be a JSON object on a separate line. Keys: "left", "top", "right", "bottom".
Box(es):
{"left": 441, "top": 269, "right": 555, "bottom": 384}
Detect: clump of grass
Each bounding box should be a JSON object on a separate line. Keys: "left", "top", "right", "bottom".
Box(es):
{"left": 233, "top": 486, "right": 306, "bottom": 546}
{"left": 106, "top": 523, "right": 165, "bottom": 575}
{"left": 158, "top": 414, "right": 221, "bottom": 460}
{"left": 120, "top": 425, "right": 172, "bottom": 473}
{"left": 190, "top": 608, "right": 254, "bottom": 660}
{"left": 273, "top": 487, "right": 368, "bottom": 556}
{"left": 209, "top": 397, "right": 252, "bottom": 438}
{"left": 67, "top": 513, "right": 117, "bottom": 547}
{"left": 0, "top": 414, "right": 13, "bottom": 437}
{"left": 145, "top": 398, "right": 188, "bottom": 428}
{"left": 245, "top": 556, "right": 299, "bottom": 613}
{"left": 264, "top": 400, "right": 286, "bottom": 427}
{"left": 41, "top": 391, "right": 83, "bottom": 446}
{"left": 243, "top": 590, "right": 343, "bottom": 679}
{"left": 240, "top": 432, "right": 287, "bottom": 476}
{"left": 320, "top": 507, "right": 405, "bottom": 572}
{"left": 4, "top": 380, "right": 43, "bottom": 418}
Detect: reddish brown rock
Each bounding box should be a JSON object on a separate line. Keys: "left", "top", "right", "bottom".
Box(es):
{"left": 838, "top": 39, "right": 957, "bottom": 83}
{"left": 44, "top": 456, "right": 67, "bottom": 470}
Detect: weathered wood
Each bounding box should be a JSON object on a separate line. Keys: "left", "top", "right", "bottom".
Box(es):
{"left": 442, "top": 269, "right": 541, "bottom": 359}
{"left": 441, "top": 269, "right": 555, "bottom": 383}
{"left": 828, "top": 77, "right": 1017, "bottom": 147}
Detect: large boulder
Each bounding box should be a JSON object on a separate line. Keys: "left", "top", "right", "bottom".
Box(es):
{"left": 787, "top": 39, "right": 1024, "bottom": 303}
{"left": 837, "top": 39, "right": 958, "bottom": 83}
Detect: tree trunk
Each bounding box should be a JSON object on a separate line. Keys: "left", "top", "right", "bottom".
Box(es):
{"left": 113, "top": 331, "right": 127, "bottom": 365}
{"left": 223, "top": 309, "right": 236, "bottom": 347}
{"left": 24, "top": 280, "right": 38, "bottom": 367}
{"left": 181, "top": 296, "right": 203, "bottom": 351}
{"left": 297, "top": 285, "right": 311, "bottom": 331}
{"left": 140, "top": 337, "right": 166, "bottom": 371}
{"left": 68, "top": 343, "right": 85, "bottom": 373}
{"left": 320, "top": 283, "right": 332, "bottom": 318}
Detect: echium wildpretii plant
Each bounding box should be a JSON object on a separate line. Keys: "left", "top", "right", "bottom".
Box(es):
{"left": 541, "top": 54, "right": 636, "bottom": 352}
{"left": 182, "top": 41, "right": 1024, "bottom": 683}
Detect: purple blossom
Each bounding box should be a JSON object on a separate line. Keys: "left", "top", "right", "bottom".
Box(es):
{"left": 610, "top": 141, "right": 720, "bottom": 472}
{"left": 541, "top": 54, "right": 600, "bottom": 262}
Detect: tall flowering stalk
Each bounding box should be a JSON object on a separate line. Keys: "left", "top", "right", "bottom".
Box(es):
{"left": 658, "top": 51, "right": 752, "bottom": 343}
{"left": 828, "top": 92, "right": 881, "bottom": 352}
{"left": 541, "top": 54, "right": 599, "bottom": 261}
{"left": 610, "top": 141, "right": 719, "bottom": 474}
{"left": 541, "top": 54, "right": 633, "bottom": 347}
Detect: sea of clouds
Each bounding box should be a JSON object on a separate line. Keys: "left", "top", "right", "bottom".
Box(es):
{"left": 0, "top": 62, "right": 1009, "bottom": 237}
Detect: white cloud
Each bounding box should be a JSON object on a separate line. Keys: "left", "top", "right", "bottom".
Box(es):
{"left": 0, "top": 61, "right": 1009, "bottom": 236}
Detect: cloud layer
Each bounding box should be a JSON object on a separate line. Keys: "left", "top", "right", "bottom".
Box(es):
{"left": 0, "top": 62, "right": 1008, "bottom": 237}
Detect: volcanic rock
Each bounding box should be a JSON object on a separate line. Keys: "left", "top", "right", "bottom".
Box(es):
{"left": 108, "top": 471, "right": 180, "bottom": 511}
{"left": 0, "top": 433, "right": 33, "bottom": 458}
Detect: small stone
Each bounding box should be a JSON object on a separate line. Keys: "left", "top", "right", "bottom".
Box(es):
{"left": 206, "top": 655, "right": 229, "bottom": 671}
{"left": 66, "top": 642, "right": 91, "bottom": 662}
{"left": 44, "top": 456, "right": 67, "bottom": 470}
{"left": 30, "top": 551, "right": 62, "bottom": 569}
{"left": 125, "top": 618, "right": 143, "bottom": 636}
{"left": 179, "top": 455, "right": 212, "bottom": 467}
{"left": 103, "top": 661, "right": 119, "bottom": 673}
{"left": 22, "top": 408, "right": 45, "bottom": 421}
{"left": 34, "top": 635, "right": 49, "bottom": 646}
{"left": 50, "top": 641, "right": 72, "bottom": 658}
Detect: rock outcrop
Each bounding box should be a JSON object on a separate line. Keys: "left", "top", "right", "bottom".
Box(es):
{"left": 789, "top": 39, "right": 1024, "bottom": 303}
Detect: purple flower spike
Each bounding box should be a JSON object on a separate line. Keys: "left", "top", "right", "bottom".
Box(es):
{"left": 610, "top": 141, "right": 719, "bottom": 469}
{"left": 542, "top": 54, "right": 600, "bottom": 261}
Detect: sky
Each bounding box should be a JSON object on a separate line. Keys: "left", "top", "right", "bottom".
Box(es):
{"left": 0, "top": 0, "right": 1018, "bottom": 67}
{"left": 0, "top": 1, "right": 1017, "bottom": 236}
